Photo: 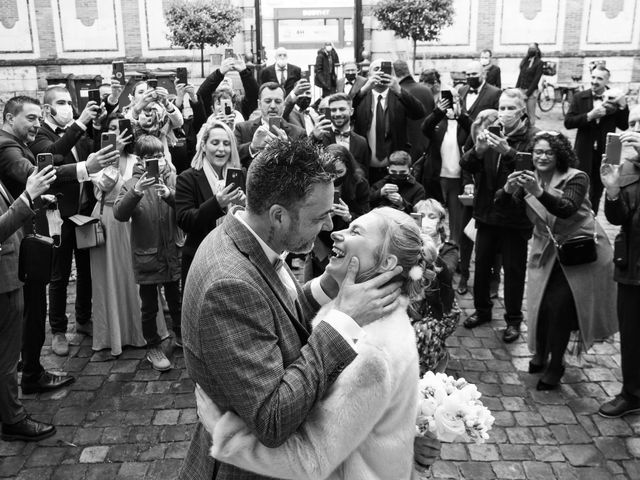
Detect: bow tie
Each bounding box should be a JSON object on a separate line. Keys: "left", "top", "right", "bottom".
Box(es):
{"left": 55, "top": 127, "right": 66, "bottom": 135}
{"left": 593, "top": 94, "right": 604, "bottom": 101}
{"left": 346, "top": 81, "right": 354, "bottom": 85}
{"left": 468, "top": 89, "right": 478, "bottom": 95}
{"left": 334, "top": 130, "right": 350, "bottom": 138}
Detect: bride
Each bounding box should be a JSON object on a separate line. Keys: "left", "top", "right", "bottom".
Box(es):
{"left": 195, "top": 207, "right": 439, "bottom": 480}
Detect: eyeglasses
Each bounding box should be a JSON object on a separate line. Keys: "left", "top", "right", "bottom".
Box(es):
{"left": 532, "top": 149, "right": 556, "bottom": 157}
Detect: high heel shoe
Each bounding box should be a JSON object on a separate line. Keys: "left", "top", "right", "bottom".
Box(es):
{"left": 536, "top": 366, "right": 565, "bottom": 391}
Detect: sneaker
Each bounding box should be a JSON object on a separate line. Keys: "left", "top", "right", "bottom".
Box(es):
{"left": 76, "top": 320, "right": 93, "bottom": 336}
{"left": 51, "top": 333, "right": 69, "bottom": 356}
{"left": 146, "top": 347, "right": 171, "bottom": 372}
{"left": 598, "top": 395, "right": 640, "bottom": 418}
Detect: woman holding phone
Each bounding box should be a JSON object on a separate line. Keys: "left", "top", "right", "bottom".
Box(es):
{"left": 501, "top": 131, "right": 617, "bottom": 390}
{"left": 175, "top": 121, "right": 245, "bottom": 303}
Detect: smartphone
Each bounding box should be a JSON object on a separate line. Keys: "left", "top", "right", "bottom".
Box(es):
{"left": 605, "top": 132, "right": 622, "bottom": 165}
{"left": 302, "top": 70, "right": 310, "bottom": 81}
{"left": 487, "top": 125, "right": 502, "bottom": 136}
{"left": 225, "top": 168, "right": 245, "bottom": 192}
{"left": 515, "top": 152, "right": 534, "bottom": 172}
{"left": 268, "top": 116, "right": 282, "bottom": 134}
{"left": 441, "top": 90, "right": 454, "bottom": 107}
{"left": 146, "top": 78, "right": 158, "bottom": 89}
{"left": 224, "top": 48, "right": 234, "bottom": 59}
{"left": 100, "top": 132, "right": 117, "bottom": 152}
{"left": 112, "top": 61, "right": 125, "bottom": 84}
{"left": 380, "top": 61, "right": 392, "bottom": 76}
{"left": 118, "top": 119, "right": 133, "bottom": 140}
{"left": 37, "top": 153, "right": 54, "bottom": 172}
{"left": 146, "top": 159, "right": 159, "bottom": 183}
{"left": 176, "top": 67, "right": 188, "bottom": 85}
{"left": 87, "top": 89, "right": 101, "bottom": 105}
{"left": 221, "top": 97, "right": 233, "bottom": 116}
{"left": 333, "top": 190, "right": 340, "bottom": 203}
{"left": 410, "top": 213, "right": 423, "bottom": 227}
{"left": 323, "top": 107, "right": 332, "bottom": 120}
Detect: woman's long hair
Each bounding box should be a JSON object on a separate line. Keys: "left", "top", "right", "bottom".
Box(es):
{"left": 191, "top": 120, "right": 241, "bottom": 171}
{"left": 323, "top": 143, "right": 364, "bottom": 204}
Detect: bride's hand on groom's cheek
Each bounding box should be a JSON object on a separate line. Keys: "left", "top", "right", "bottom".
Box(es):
{"left": 334, "top": 257, "right": 403, "bottom": 327}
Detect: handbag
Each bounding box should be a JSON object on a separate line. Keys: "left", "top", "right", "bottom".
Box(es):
{"left": 70, "top": 198, "right": 105, "bottom": 249}
{"left": 18, "top": 217, "right": 55, "bottom": 283}
{"left": 544, "top": 221, "right": 598, "bottom": 266}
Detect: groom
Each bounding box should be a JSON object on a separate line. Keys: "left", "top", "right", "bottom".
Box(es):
{"left": 179, "top": 138, "right": 405, "bottom": 480}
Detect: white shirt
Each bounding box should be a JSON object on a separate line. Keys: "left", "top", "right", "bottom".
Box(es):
{"left": 465, "top": 83, "right": 485, "bottom": 112}
{"left": 276, "top": 64, "right": 288, "bottom": 83}
{"left": 368, "top": 88, "right": 390, "bottom": 163}
{"left": 235, "top": 211, "right": 363, "bottom": 348}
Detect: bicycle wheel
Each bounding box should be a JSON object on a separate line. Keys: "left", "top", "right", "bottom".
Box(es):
{"left": 537, "top": 85, "right": 556, "bottom": 112}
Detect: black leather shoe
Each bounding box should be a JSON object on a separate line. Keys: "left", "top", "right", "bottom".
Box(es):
{"left": 463, "top": 313, "right": 491, "bottom": 329}
{"left": 502, "top": 325, "right": 520, "bottom": 343}
{"left": 1, "top": 415, "right": 56, "bottom": 442}
{"left": 599, "top": 395, "right": 640, "bottom": 418}
{"left": 528, "top": 361, "right": 545, "bottom": 374}
{"left": 537, "top": 365, "right": 565, "bottom": 391}
{"left": 456, "top": 277, "right": 468, "bottom": 295}
{"left": 21, "top": 372, "right": 75, "bottom": 394}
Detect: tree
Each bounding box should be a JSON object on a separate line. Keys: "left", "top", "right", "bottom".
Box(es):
{"left": 373, "top": 0, "right": 455, "bottom": 72}
{"left": 165, "top": 0, "right": 242, "bottom": 77}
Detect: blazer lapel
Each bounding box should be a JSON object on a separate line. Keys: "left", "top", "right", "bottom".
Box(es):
{"left": 195, "top": 169, "right": 214, "bottom": 201}
{"left": 223, "top": 212, "right": 310, "bottom": 342}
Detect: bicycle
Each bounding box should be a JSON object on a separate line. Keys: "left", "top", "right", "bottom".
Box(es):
{"left": 537, "top": 76, "right": 556, "bottom": 112}
{"left": 537, "top": 75, "right": 584, "bottom": 116}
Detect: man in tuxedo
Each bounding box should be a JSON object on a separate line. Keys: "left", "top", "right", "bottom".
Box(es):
{"left": 314, "top": 42, "right": 340, "bottom": 97}
{"left": 282, "top": 79, "right": 320, "bottom": 135}
{"left": 352, "top": 59, "right": 426, "bottom": 184}
{"left": 336, "top": 61, "right": 366, "bottom": 99}
{"left": 564, "top": 66, "right": 629, "bottom": 213}
{"left": 480, "top": 49, "right": 501, "bottom": 88}
{"left": 30, "top": 86, "right": 100, "bottom": 356}
{"left": 0, "top": 167, "right": 57, "bottom": 442}
{"left": 0, "top": 96, "right": 118, "bottom": 395}
{"left": 394, "top": 59, "right": 434, "bottom": 162}
{"left": 315, "top": 93, "right": 370, "bottom": 175}
{"left": 260, "top": 47, "right": 302, "bottom": 96}
{"left": 179, "top": 138, "right": 404, "bottom": 479}
{"left": 458, "top": 61, "right": 501, "bottom": 121}
{"left": 234, "top": 83, "right": 307, "bottom": 168}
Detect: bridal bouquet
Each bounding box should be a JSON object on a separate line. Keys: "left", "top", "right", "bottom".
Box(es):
{"left": 415, "top": 371, "right": 494, "bottom": 444}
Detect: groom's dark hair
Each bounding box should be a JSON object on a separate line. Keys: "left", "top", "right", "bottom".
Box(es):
{"left": 246, "top": 138, "right": 334, "bottom": 215}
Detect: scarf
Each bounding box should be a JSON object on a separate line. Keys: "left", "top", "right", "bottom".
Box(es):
{"left": 203, "top": 159, "right": 225, "bottom": 196}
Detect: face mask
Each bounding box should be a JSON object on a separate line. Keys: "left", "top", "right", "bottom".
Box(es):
{"left": 334, "top": 175, "right": 345, "bottom": 187}
{"left": 421, "top": 217, "right": 439, "bottom": 237}
{"left": 325, "top": 45, "right": 333, "bottom": 52}
{"left": 466, "top": 76, "right": 481, "bottom": 90}
{"left": 498, "top": 110, "right": 521, "bottom": 129}
{"left": 345, "top": 73, "right": 357, "bottom": 82}
{"left": 389, "top": 173, "right": 410, "bottom": 184}
{"left": 51, "top": 104, "right": 74, "bottom": 126}
{"left": 527, "top": 48, "right": 537, "bottom": 57}
{"left": 276, "top": 59, "right": 287, "bottom": 69}
{"left": 296, "top": 97, "right": 311, "bottom": 111}
{"left": 479, "top": 58, "right": 490, "bottom": 66}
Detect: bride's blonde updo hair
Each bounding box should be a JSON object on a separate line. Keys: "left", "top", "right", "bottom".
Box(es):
{"left": 359, "top": 208, "right": 438, "bottom": 315}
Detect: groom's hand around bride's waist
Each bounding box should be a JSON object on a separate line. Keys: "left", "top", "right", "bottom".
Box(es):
{"left": 334, "top": 257, "right": 403, "bottom": 328}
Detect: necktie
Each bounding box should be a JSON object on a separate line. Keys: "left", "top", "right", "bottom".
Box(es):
{"left": 279, "top": 68, "right": 286, "bottom": 86}
{"left": 273, "top": 257, "right": 298, "bottom": 304}
{"left": 375, "top": 94, "right": 386, "bottom": 160}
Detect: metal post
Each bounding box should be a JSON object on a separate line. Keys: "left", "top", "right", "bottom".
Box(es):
{"left": 354, "top": 0, "right": 363, "bottom": 63}
{"left": 254, "top": 0, "right": 263, "bottom": 65}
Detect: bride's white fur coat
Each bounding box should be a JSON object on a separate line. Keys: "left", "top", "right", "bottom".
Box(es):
{"left": 209, "top": 300, "right": 420, "bottom": 480}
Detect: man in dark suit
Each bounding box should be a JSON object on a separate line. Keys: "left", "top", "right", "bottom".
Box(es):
{"left": 394, "top": 59, "right": 435, "bottom": 162}
{"left": 30, "top": 86, "right": 100, "bottom": 357}
{"left": 259, "top": 47, "right": 302, "bottom": 96}
{"left": 564, "top": 66, "right": 629, "bottom": 213}
{"left": 0, "top": 168, "right": 57, "bottom": 442}
{"left": 480, "top": 49, "right": 501, "bottom": 88}
{"left": 458, "top": 61, "right": 502, "bottom": 121}
{"left": 352, "top": 59, "right": 426, "bottom": 184}
{"left": 234, "top": 83, "right": 307, "bottom": 168}
{"left": 336, "top": 61, "right": 367, "bottom": 99}
{"left": 179, "top": 138, "right": 403, "bottom": 480}
{"left": 0, "top": 96, "right": 117, "bottom": 395}
{"left": 314, "top": 42, "right": 340, "bottom": 97}
{"left": 281, "top": 79, "right": 320, "bottom": 135}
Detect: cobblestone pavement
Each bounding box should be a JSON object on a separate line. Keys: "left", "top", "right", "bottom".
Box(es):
{"left": 1, "top": 107, "right": 639, "bottom": 479}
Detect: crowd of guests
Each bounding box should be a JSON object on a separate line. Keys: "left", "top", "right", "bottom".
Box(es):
{"left": 0, "top": 42, "right": 638, "bottom": 450}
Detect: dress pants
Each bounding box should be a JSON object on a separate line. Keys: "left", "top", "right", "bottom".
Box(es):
{"left": 440, "top": 177, "right": 463, "bottom": 245}
{"left": 474, "top": 223, "right": 528, "bottom": 325}
{"left": 139, "top": 282, "right": 181, "bottom": 344}
{"left": 617, "top": 284, "right": 640, "bottom": 401}
{"left": 0, "top": 288, "right": 26, "bottom": 424}
{"left": 49, "top": 218, "right": 92, "bottom": 334}
{"left": 21, "top": 280, "right": 47, "bottom": 383}
{"left": 589, "top": 148, "right": 605, "bottom": 215}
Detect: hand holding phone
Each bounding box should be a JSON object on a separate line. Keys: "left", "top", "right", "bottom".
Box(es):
{"left": 101, "top": 132, "right": 118, "bottom": 153}
{"left": 605, "top": 132, "right": 622, "bottom": 165}
{"left": 146, "top": 78, "right": 158, "bottom": 89}
{"left": 145, "top": 159, "right": 160, "bottom": 183}
{"left": 515, "top": 152, "right": 534, "bottom": 172}
{"left": 225, "top": 168, "right": 245, "bottom": 192}
{"left": 112, "top": 61, "right": 125, "bottom": 85}
{"left": 268, "top": 117, "right": 282, "bottom": 134}
{"left": 176, "top": 67, "right": 188, "bottom": 85}
{"left": 487, "top": 125, "right": 502, "bottom": 137}
{"left": 37, "top": 153, "right": 54, "bottom": 172}
{"left": 441, "top": 90, "right": 454, "bottom": 109}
